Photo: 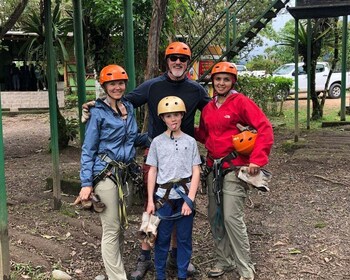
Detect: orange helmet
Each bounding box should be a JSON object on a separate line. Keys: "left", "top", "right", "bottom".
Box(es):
{"left": 211, "top": 61, "right": 238, "bottom": 79}
{"left": 165, "top": 42, "right": 191, "bottom": 59}
{"left": 232, "top": 130, "right": 257, "bottom": 155}
{"left": 99, "top": 65, "right": 128, "bottom": 85}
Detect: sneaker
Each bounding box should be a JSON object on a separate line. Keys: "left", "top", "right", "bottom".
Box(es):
{"left": 208, "top": 267, "right": 225, "bottom": 278}
{"left": 166, "top": 253, "right": 197, "bottom": 276}
{"left": 208, "top": 264, "right": 234, "bottom": 278}
{"left": 129, "top": 255, "right": 152, "bottom": 280}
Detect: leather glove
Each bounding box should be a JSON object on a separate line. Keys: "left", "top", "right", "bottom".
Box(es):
{"left": 236, "top": 123, "right": 257, "bottom": 133}
{"left": 137, "top": 212, "right": 150, "bottom": 242}
{"left": 238, "top": 166, "right": 272, "bottom": 192}
{"left": 91, "top": 193, "right": 106, "bottom": 213}
{"left": 81, "top": 100, "right": 96, "bottom": 123}
{"left": 146, "top": 214, "right": 161, "bottom": 247}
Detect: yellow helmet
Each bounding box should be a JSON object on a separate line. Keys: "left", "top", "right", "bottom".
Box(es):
{"left": 157, "top": 96, "right": 186, "bottom": 116}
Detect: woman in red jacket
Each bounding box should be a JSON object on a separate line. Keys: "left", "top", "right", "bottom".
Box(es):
{"left": 195, "top": 62, "right": 274, "bottom": 280}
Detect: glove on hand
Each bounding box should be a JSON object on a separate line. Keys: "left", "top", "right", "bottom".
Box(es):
{"left": 146, "top": 214, "right": 161, "bottom": 247}
{"left": 238, "top": 166, "right": 272, "bottom": 192}
{"left": 236, "top": 123, "right": 257, "bottom": 133}
{"left": 81, "top": 100, "right": 96, "bottom": 123}
{"left": 137, "top": 212, "right": 150, "bottom": 241}
{"left": 91, "top": 193, "right": 106, "bottom": 213}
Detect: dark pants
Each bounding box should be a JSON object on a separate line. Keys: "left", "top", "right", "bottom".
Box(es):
{"left": 155, "top": 198, "right": 193, "bottom": 279}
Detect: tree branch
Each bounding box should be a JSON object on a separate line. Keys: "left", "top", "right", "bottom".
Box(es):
{"left": 0, "top": 0, "right": 29, "bottom": 40}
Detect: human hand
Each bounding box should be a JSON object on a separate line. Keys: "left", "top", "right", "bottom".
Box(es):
{"left": 81, "top": 100, "right": 96, "bottom": 123}
{"left": 181, "top": 200, "right": 193, "bottom": 216}
{"left": 247, "top": 163, "right": 260, "bottom": 176}
{"left": 146, "top": 202, "right": 155, "bottom": 215}
{"left": 79, "top": 186, "right": 93, "bottom": 201}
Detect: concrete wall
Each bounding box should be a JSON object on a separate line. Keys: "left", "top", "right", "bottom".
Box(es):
{"left": 0, "top": 90, "right": 65, "bottom": 111}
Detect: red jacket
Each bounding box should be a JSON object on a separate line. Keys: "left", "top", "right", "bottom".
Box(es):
{"left": 195, "top": 92, "right": 274, "bottom": 168}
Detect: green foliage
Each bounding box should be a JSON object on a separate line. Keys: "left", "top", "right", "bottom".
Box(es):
{"left": 235, "top": 75, "right": 293, "bottom": 116}
{"left": 60, "top": 203, "right": 77, "bottom": 218}
{"left": 65, "top": 117, "right": 79, "bottom": 142}
{"left": 10, "top": 262, "right": 48, "bottom": 280}
{"left": 65, "top": 93, "right": 95, "bottom": 109}
{"left": 246, "top": 55, "right": 279, "bottom": 75}
{"left": 19, "top": 2, "right": 73, "bottom": 63}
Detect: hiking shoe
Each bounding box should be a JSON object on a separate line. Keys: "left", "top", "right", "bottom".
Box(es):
{"left": 208, "top": 265, "right": 234, "bottom": 278}
{"left": 129, "top": 255, "right": 152, "bottom": 280}
{"left": 240, "top": 277, "right": 254, "bottom": 280}
{"left": 208, "top": 267, "right": 225, "bottom": 278}
{"left": 167, "top": 253, "right": 197, "bottom": 276}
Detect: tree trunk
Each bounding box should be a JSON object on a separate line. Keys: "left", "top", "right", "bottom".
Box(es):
{"left": 0, "top": 0, "right": 29, "bottom": 39}
{"left": 321, "top": 18, "right": 340, "bottom": 111}
{"left": 141, "top": 0, "right": 168, "bottom": 133}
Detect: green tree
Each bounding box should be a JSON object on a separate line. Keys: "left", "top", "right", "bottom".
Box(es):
{"left": 280, "top": 19, "right": 332, "bottom": 120}
{"left": 0, "top": 0, "right": 29, "bottom": 39}
{"left": 20, "top": 0, "right": 74, "bottom": 148}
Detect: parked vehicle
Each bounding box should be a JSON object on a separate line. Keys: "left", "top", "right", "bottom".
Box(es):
{"left": 235, "top": 64, "right": 251, "bottom": 76}
{"left": 272, "top": 62, "right": 350, "bottom": 99}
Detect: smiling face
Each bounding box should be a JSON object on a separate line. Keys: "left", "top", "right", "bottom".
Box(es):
{"left": 161, "top": 112, "right": 184, "bottom": 132}
{"left": 104, "top": 80, "right": 126, "bottom": 100}
{"left": 212, "top": 73, "right": 235, "bottom": 96}
{"left": 167, "top": 55, "right": 189, "bottom": 80}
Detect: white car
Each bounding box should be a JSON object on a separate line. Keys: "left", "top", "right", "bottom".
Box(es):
{"left": 272, "top": 62, "right": 350, "bottom": 99}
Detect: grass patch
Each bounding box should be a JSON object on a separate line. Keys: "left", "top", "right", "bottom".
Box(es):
{"left": 10, "top": 262, "right": 49, "bottom": 280}
{"left": 270, "top": 103, "right": 342, "bottom": 130}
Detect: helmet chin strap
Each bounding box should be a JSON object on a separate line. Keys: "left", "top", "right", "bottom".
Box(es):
{"left": 106, "top": 93, "right": 123, "bottom": 116}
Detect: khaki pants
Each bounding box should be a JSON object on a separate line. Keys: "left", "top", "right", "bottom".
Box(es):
{"left": 208, "top": 171, "right": 255, "bottom": 279}
{"left": 95, "top": 177, "right": 127, "bottom": 280}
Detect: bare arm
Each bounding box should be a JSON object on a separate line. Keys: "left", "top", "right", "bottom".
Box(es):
{"left": 146, "top": 165, "right": 157, "bottom": 214}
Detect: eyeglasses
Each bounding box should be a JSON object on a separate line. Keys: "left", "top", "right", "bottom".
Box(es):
{"left": 168, "top": 55, "right": 189, "bottom": 63}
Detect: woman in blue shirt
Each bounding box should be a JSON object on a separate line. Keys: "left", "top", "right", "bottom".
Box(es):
{"left": 79, "top": 64, "right": 138, "bottom": 280}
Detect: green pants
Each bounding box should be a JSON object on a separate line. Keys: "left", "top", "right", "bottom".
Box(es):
{"left": 208, "top": 171, "right": 255, "bottom": 279}
{"left": 95, "top": 177, "right": 127, "bottom": 280}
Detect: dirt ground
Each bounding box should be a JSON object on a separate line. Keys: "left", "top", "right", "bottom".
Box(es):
{"left": 3, "top": 97, "right": 350, "bottom": 280}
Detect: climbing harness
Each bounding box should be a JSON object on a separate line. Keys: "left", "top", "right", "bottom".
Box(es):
{"left": 199, "top": 155, "right": 211, "bottom": 195}
{"left": 154, "top": 178, "right": 194, "bottom": 221}
{"left": 94, "top": 154, "right": 142, "bottom": 229}
{"left": 210, "top": 151, "right": 237, "bottom": 240}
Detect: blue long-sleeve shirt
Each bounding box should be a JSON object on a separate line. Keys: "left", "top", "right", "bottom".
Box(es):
{"left": 80, "top": 98, "right": 138, "bottom": 187}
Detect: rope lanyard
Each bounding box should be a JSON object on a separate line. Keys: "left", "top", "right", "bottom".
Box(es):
{"left": 155, "top": 183, "right": 194, "bottom": 221}
{"left": 210, "top": 151, "right": 237, "bottom": 240}
{"left": 96, "top": 154, "right": 131, "bottom": 230}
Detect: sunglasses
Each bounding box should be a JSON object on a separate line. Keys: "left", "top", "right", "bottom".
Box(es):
{"left": 168, "top": 55, "right": 189, "bottom": 63}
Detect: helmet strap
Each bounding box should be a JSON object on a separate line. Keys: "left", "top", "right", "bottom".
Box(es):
{"left": 105, "top": 93, "right": 123, "bottom": 115}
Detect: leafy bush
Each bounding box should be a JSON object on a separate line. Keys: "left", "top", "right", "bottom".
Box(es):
{"left": 235, "top": 75, "right": 293, "bottom": 116}
{"left": 65, "top": 93, "right": 96, "bottom": 109}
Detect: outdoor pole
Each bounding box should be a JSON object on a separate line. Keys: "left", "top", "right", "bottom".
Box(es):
{"left": 232, "top": 14, "right": 237, "bottom": 44}
{"left": 225, "top": 8, "right": 230, "bottom": 60}
{"left": 0, "top": 93, "right": 10, "bottom": 279}
{"left": 340, "top": 15, "right": 348, "bottom": 121}
{"left": 45, "top": 0, "right": 61, "bottom": 210}
{"left": 306, "top": 19, "right": 311, "bottom": 129}
{"left": 123, "top": 0, "right": 136, "bottom": 92}
{"left": 294, "top": 19, "right": 299, "bottom": 142}
{"left": 73, "top": 0, "right": 86, "bottom": 144}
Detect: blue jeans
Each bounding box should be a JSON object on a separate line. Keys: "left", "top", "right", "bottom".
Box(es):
{"left": 155, "top": 198, "right": 193, "bottom": 279}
